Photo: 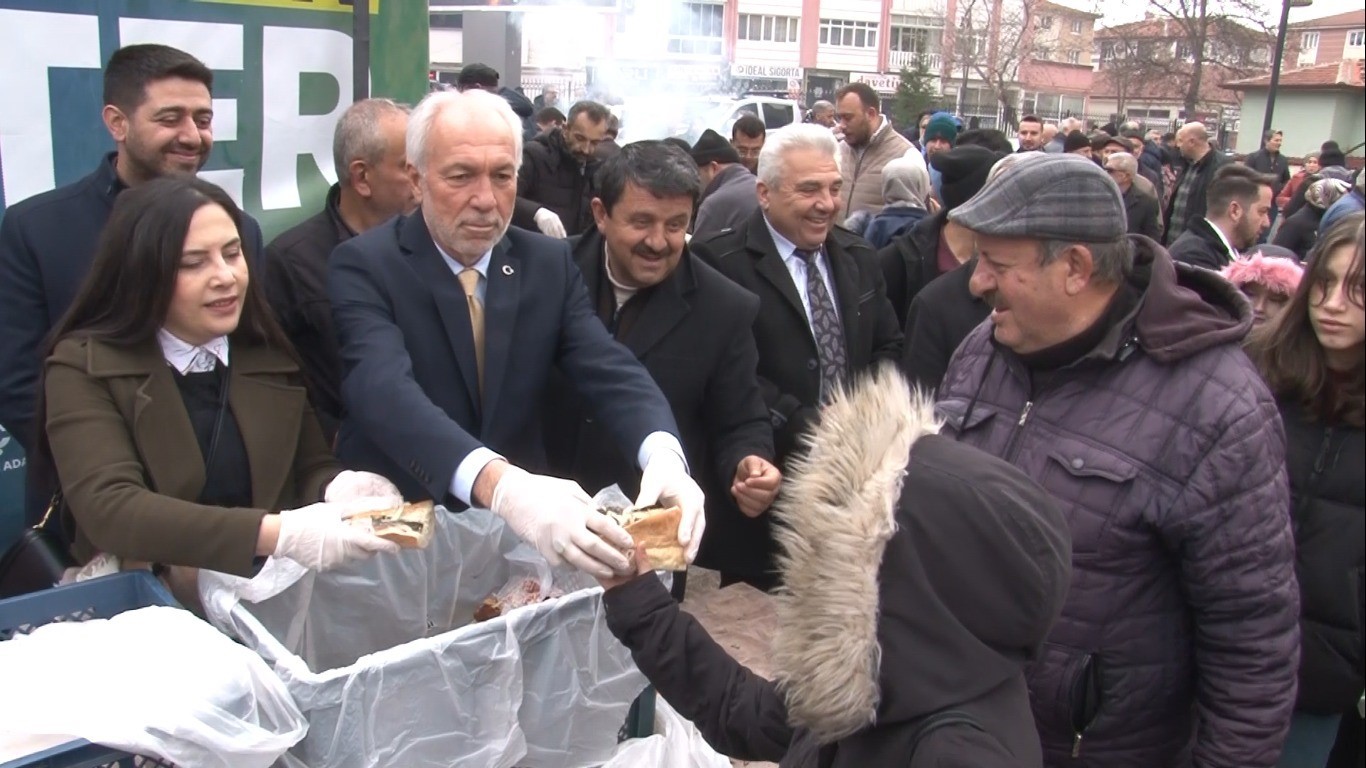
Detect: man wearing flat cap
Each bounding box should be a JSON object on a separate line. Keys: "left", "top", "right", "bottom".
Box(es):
{"left": 934, "top": 153, "right": 1299, "bottom": 767}
{"left": 691, "top": 128, "right": 758, "bottom": 239}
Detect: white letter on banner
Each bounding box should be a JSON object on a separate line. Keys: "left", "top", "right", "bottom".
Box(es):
{"left": 0, "top": 10, "right": 101, "bottom": 207}
{"left": 261, "top": 25, "right": 351, "bottom": 210}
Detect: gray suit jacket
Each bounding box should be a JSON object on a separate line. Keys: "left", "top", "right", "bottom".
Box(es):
{"left": 693, "top": 164, "right": 759, "bottom": 240}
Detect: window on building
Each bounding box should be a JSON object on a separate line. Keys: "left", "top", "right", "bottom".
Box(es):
{"left": 1348, "top": 29, "right": 1365, "bottom": 47}
{"left": 1033, "top": 45, "right": 1052, "bottom": 60}
{"left": 1037, "top": 15, "right": 1053, "bottom": 29}
{"left": 668, "top": 2, "right": 724, "bottom": 56}
{"left": 738, "top": 14, "right": 800, "bottom": 43}
{"left": 1099, "top": 41, "right": 1115, "bottom": 60}
{"left": 889, "top": 21, "right": 943, "bottom": 54}
{"left": 1067, "top": 49, "right": 1081, "bottom": 64}
{"left": 820, "top": 19, "right": 879, "bottom": 48}
{"left": 1070, "top": 19, "right": 1084, "bottom": 34}
{"left": 956, "top": 26, "right": 989, "bottom": 58}
{"left": 1301, "top": 31, "right": 1320, "bottom": 49}
{"left": 429, "top": 12, "right": 462, "bottom": 29}
{"left": 1174, "top": 40, "right": 1194, "bottom": 61}
{"left": 1023, "top": 91, "right": 1085, "bottom": 121}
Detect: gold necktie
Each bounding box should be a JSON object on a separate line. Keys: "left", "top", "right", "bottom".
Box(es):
{"left": 457, "top": 269, "right": 484, "bottom": 397}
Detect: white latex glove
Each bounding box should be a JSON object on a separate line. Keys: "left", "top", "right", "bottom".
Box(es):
{"left": 491, "top": 466, "right": 633, "bottom": 578}
{"left": 533, "top": 207, "right": 567, "bottom": 238}
{"left": 324, "top": 470, "right": 403, "bottom": 506}
{"left": 273, "top": 500, "right": 400, "bottom": 572}
{"left": 635, "top": 450, "right": 706, "bottom": 563}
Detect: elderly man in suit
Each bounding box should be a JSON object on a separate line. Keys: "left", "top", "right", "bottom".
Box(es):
{"left": 328, "top": 89, "right": 705, "bottom": 580}
{"left": 1103, "top": 152, "right": 1162, "bottom": 242}
{"left": 544, "top": 141, "right": 781, "bottom": 589}
{"left": 690, "top": 123, "right": 903, "bottom": 589}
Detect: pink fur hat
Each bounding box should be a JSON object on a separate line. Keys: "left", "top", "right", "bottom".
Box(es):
{"left": 1221, "top": 250, "right": 1304, "bottom": 297}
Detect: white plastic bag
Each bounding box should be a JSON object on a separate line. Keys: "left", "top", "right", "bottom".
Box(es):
{"left": 200, "top": 506, "right": 647, "bottom": 768}
{"left": 0, "top": 605, "right": 306, "bottom": 768}
{"left": 604, "top": 697, "right": 733, "bottom": 768}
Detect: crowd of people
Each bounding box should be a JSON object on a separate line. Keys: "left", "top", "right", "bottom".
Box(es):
{"left": 0, "top": 42, "right": 1362, "bottom": 768}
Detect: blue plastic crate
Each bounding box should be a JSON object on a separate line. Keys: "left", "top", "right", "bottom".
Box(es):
{"left": 0, "top": 572, "right": 178, "bottom": 768}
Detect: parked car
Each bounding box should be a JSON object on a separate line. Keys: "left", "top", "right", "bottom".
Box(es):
{"left": 684, "top": 96, "right": 802, "bottom": 142}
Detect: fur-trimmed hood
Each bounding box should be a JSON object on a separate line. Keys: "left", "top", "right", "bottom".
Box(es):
{"left": 772, "top": 366, "right": 1071, "bottom": 754}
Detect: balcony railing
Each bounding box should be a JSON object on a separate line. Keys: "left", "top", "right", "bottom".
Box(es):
{"left": 888, "top": 50, "right": 943, "bottom": 73}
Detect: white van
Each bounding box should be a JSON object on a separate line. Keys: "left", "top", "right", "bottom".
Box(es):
{"left": 685, "top": 96, "right": 803, "bottom": 142}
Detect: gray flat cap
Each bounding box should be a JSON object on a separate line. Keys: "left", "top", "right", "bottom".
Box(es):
{"left": 948, "top": 153, "right": 1126, "bottom": 241}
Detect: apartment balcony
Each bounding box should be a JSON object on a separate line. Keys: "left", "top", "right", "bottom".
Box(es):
{"left": 888, "top": 50, "right": 943, "bottom": 74}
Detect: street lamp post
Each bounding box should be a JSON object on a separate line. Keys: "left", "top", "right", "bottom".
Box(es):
{"left": 1262, "top": 0, "right": 1313, "bottom": 138}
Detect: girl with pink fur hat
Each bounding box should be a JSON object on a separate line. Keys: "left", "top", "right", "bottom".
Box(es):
{"left": 1221, "top": 245, "right": 1304, "bottom": 328}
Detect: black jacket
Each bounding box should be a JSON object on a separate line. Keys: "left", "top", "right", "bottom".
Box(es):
{"left": 263, "top": 184, "right": 356, "bottom": 441}
{"left": 1122, "top": 184, "right": 1163, "bottom": 241}
{"left": 543, "top": 230, "right": 773, "bottom": 552}
{"left": 511, "top": 129, "right": 599, "bottom": 237}
{"left": 1164, "top": 148, "right": 1228, "bottom": 244}
{"left": 901, "top": 260, "right": 989, "bottom": 393}
{"left": 604, "top": 370, "right": 1070, "bottom": 768}
{"left": 1245, "top": 148, "right": 1292, "bottom": 199}
{"left": 1272, "top": 205, "right": 1325, "bottom": 261}
{"left": 1279, "top": 398, "right": 1365, "bottom": 714}
{"left": 691, "top": 211, "right": 903, "bottom": 463}
{"left": 0, "top": 153, "right": 265, "bottom": 523}
{"left": 877, "top": 209, "right": 950, "bottom": 331}
{"left": 1168, "top": 217, "right": 1235, "bottom": 271}
{"left": 690, "top": 212, "right": 902, "bottom": 582}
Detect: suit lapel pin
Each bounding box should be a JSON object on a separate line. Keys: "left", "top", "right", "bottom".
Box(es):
{"left": 502, "top": 264, "right": 515, "bottom": 276}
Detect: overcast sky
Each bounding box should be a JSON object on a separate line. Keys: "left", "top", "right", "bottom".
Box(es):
{"left": 1094, "top": 0, "right": 1361, "bottom": 27}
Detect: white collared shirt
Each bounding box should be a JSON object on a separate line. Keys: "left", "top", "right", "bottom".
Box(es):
{"left": 763, "top": 215, "right": 841, "bottom": 330}
{"left": 1204, "top": 218, "right": 1240, "bottom": 261}
{"left": 157, "top": 329, "right": 229, "bottom": 374}
{"left": 436, "top": 242, "right": 687, "bottom": 506}
{"left": 436, "top": 244, "right": 492, "bottom": 302}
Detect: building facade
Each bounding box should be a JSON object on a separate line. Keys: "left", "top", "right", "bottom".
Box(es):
{"left": 430, "top": 0, "right": 1107, "bottom": 133}
{"left": 1288, "top": 10, "right": 1366, "bottom": 69}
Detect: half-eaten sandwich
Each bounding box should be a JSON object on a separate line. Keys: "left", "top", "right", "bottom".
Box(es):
{"left": 602, "top": 504, "right": 688, "bottom": 572}
{"left": 348, "top": 500, "right": 436, "bottom": 549}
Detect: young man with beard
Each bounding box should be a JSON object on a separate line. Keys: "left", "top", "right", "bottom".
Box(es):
{"left": 935, "top": 154, "right": 1298, "bottom": 767}
{"left": 543, "top": 142, "right": 781, "bottom": 587}
{"left": 328, "top": 90, "right": 705, "bottom": 582}
{"left": 1016, "top": 115, "right": 1045, "bottom": 152}
{"left": 690, "top": 124, "right": 902, "bottom": 590}
{"left": 833, "top": 82, "right": 914, "bottom": 220}
{"left": 511, "top": 100, "right": 613, "bottom": 239}
{"left": 1168, "top": 164, "right": 1274, "bottom": 271}
{"left": 731, "top": 114, "right": 767, "bottom": 176}
{"left": 0, "top": 43, "right": 266, "bottom": 524}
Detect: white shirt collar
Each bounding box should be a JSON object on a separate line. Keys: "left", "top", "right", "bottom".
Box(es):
{"left": 762, "top": 214, "right": 803, "bottom": 262}
{"left": 1204, "top": 218, "right": 1240, "bottom": 260}
{"left": 436, "top": 244, "right": 492, "bottom": 278}
{"left": 157, "top": 329, "right": 229, "bottom": 374}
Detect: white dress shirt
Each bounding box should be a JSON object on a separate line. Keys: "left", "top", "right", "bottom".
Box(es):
{"left": 762, "top": 215, "right": 842, "bottom": 331}
{"left": 157, "top": 329, "right": 229, "bottom": 374}
{"left": 1204, "top": 218, "right": 1240, "bottom": 262}
{"left": 436, "top": 245, "right": 686, "bottom": 506}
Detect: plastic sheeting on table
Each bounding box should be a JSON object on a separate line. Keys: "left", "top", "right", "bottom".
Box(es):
{"left": 199, "top": 506, "right": 647, "bottom": 768}
{"left": 0, "top": 605, "right": 305, "bottom": 768}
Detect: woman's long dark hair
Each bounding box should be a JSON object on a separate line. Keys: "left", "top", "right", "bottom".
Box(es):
{"left": 34, "top": 176, "right": 297, "bottom": 500}
{"left": 1247, "top": 212, "right": 1365, "bottom": 428}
